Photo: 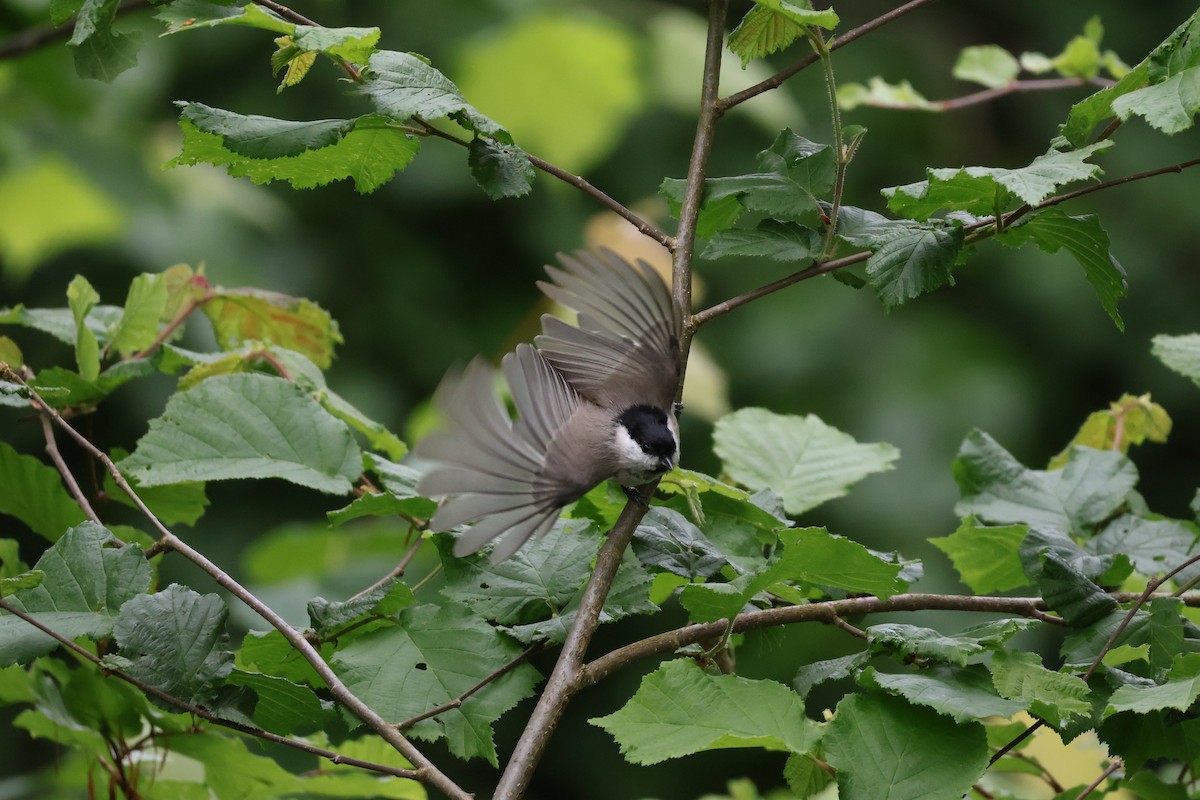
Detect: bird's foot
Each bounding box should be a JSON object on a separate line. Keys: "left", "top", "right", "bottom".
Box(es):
{"left": 622, "top": 485, "right": 650, "bottom": 507}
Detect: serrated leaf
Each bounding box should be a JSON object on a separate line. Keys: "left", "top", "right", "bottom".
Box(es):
{"left": 106, "top": 584, "right": 233, "bottom": 706}
{"left": 1153, "top": 333, "right": 1200, "bottom": 386}
{"left": 0, "top": 441, "right": 88, "bottom": 542}
{"left": 865, "top": 223, "right": 963, "bottom": 309}
{"left": 0, "top": 522, "right": 151, "bottom": 665}
{"left": 102, "top": 449, "right": 208, "bottom": 527}
{"left": 824, "top": 692, "right": 987, "bottom": 800}
{"left": 180, "top": 102, "right": 357, "bottom": 159}
{"left": 1113, "top": 65, "right": 1200, "bottom": 134}
{"left": 953, "top": 430, "right": 1138, "bottom": 535}
{"left": 0, "top": 570, "right": 45, "bottom": 597}
{"left": 714, "top": 407, "right": 899, "bottom": 515}
{"left": 997, "top": 209, "right": 1126, "bottom": 330}
{"left": 657, "top": 486, "right": 788, "bottom": 574}
{"left": 1106, "top": 653, "right": 1200, "bottom": 715}
{"left": 700, "top": 220, "right": 821, "bottom": 261}
{"left": 728, "top": 1, "right": 839, "bottom": 69}
{"left": 330, "top": 603, "right": 540, "bottom": 765}
{"left": 158, "top": 0, "right": 292, "bottom": 35}
{"left": 273, "top": 41, "right": 317, "bottom": 92}
{"left": 199, "top": 288, "right": 341, "bottom": 368}
{"left": 632, "top": 507, "right": 726, "bottom": 579}
{"left": 467, "top": 138, "right": 534, "bottom": 199}
{"left": 171, "top": 114, "right": 420, "bottom": 194}
{"left": 590, "top": 659, "right": 820, "bottom": 765}
{"left": 120, "top": 373, "right": 362, "bottom": 493}
{"left": 1087, "top": 514, "right": 1200, "bottom": 586}
{"left": 777, "top": 527, "right": 905, "bottom": 597}
{"left": 859, "top": 665, "right": 1027, "bottom": 723}
{"left": 953, "top": 45, "right": 1020, "bottom": 88}
{"left": 793, "top": 651, "right": 871, "bottom": 697}
{"left": 360, "top": 50, "right": 509, "bottom": 140}
{"left": 69, "top": 0, "right": 140, "bottom": 81}
{"left": 307, "top": 579, "right": 414, "bottom": 637}
{"left": 784, "top": 752, "right": 833, "bottom": 798}
{"left": 930, "top": 518, "right": 1029, "bottom": 593}
{"left": 292, "top": 25, "right": 380, "bottom": 64}
{"left": 835, "top": 205, "right": 924, "bottom": 248}
{"left": 990, "top": 649, "right": 1091, "bottom": 727}
{"left": 1049, "top": 394, "right": 1171, "bottom": 468}
{"left": 0, "top": 303, "right": 120, "bottom": 346}
{"left": 108, "top": 272, "right": 168, "bottom": 357}
{"left": 884, "top": 142, "right": 1112, "bottom": 219}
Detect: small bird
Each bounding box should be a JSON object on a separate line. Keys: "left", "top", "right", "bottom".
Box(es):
{"left": 417, "top": 248, "right": 683, "bottom": 562}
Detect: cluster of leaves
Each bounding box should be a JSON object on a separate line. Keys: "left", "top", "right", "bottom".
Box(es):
{"left": 7, "top": 0, "right": 1200, "bottom": 798}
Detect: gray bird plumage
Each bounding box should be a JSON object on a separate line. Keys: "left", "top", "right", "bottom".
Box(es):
{"left": 417, "top": 248, "right": 682, "bottom": 562}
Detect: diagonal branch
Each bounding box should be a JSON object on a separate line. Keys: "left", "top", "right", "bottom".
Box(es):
{"left": 0, "top": 368, "right": 471, "bottom": 800}
{"left": 0, "top": 0, "right": 152, "bottom": 61}
{"left": 39, "top": 411, "right": 100, "bottom": 524}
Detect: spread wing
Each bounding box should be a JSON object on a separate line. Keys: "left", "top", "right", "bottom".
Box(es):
{"left": 534, "top": 248, "right": 682, "bottom": 412}
{"left": 416, "top": 345, "right": 592, "bottom": 562}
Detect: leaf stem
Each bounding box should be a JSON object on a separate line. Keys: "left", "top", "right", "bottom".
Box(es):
{"left": 2, "top": 370, "right": 470, "bottom": 800}
{"left": 809, "top": 28, "right": 847, "bottom": 260}
{"left": 1074, "top": 758, "right": 1122, "bottom": 800}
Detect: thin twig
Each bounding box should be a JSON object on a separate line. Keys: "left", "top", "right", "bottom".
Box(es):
{"left": 852, "top": 77, "right": 1113, "bottom": 113}
{"left": 1, "top": 370, "right": 470, "bottom": 800}
{"left": 0, "top": 598, "right": 420, "bottom": 781}
{"left": 989, "top": 720, "right": 1042, "bottom": 765}
{"left": 397, "top": 643, "right": 543, "bottom": 730}
{"left": 718, "top": 0, "right": 939, "bottom": 114}
{"left": 348, "top": 534, "right": 425, "bottom": 602}
{"left": 39, "top": 412, "right": 100, "bottom": 524}
{"left": 828, "top": 613, "right": 867, "bottom": 639}
{"left": 1074, "top": 758, "right": 1122, "bottom": 800}
{"left": 0, "top": 0, "right": 153, "bottom": 61}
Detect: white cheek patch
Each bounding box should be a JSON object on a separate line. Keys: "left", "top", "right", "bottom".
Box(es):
{"left": 613, "top": 424, "right": 659, "bottom": 471}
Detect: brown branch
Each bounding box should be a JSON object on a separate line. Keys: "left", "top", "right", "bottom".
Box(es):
{"left": 132, "top": 291, "right": 205, "bottom": 361}
{"left": 0, "top": 369, "right": 470, "bottom": 800}
{"left": 348, "top": 533, "right": 425, "bottom": 603}
{"left": 397, "top": 643, "right": 543, "bottom": 731}
{"left": 853, "top": 77, "right": 1113, "bottom": 113}
{"left": 1074, "top": 758, "right": 1123, "bottom": 800}
{"left": 39, "top": 412, "right": 100, "bottom": 524}
{"left": 0, "top": 0, "right": 152, "bottom": 61}
{"left": 0, "top": 597, "right": 420, "bottom": 781}
{"left": 718, "top": 0, "right": 940, "bottom": 114}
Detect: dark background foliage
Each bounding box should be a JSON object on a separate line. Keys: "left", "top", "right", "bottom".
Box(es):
{"left": 1, "top": 1, "right": 1198, "bottom": 796}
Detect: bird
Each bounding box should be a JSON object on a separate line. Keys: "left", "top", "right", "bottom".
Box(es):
{"left": 416, "top": 248, "right": 683, "bottom": 562}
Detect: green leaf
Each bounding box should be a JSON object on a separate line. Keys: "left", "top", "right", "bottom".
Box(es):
{"left": 884, "top": 142, "right": 1112, "bottom": 218}
{"left": 867, "top": 619, "right": 1038, "bottom": 667}
{"left": 69, "top": 0, "right": 140, "bottom": 81}
{"left": 776, "top": 527, "right": 905, "bottom": 597}
{"left": 589, "top": 659, "right": 821, "bottom": 765}
{"left": 657, "top": 486, "right": 788, "bottom": 574}
{"left": 784, "top": 752, "right": 833, "bottom": 798}
{"left": 728, "top": 1, "right": 839, "bottom": 69}
{"left": 859, "top": 665, "right": 1027, "bottom": 723}
{"left": 1049, "top": 394, "right": 1171, "bottom": 468}
{"left": 1088, "top": 514, "right": 1200, "bottom": 585}
{"left": 102, "top": 454, "right": 209, "bottom": 527}
{"left": 930, "top": 518, "right": 1029, "bottom": 593}
{"left": 0, "top": 522, "right": 151, "bottom": 665}
{"left": 330, "top": 603, "right": 541, "bottom": 765}
{"left": 1113, "top": 65, "right": 1200, "bottom": 134}
{"left": 0, "top": 441, "right": 88, "bottom": 541}
{"left": 1106, "top": 653, "right": 1200, "bottom": 715}
{"left": 953, "top": 430, "right": 1138, "bottom": 535}
{"left": 238, "top": 629, "right": 327, "bottom": 688}
{"left": 180, "top": 102, "right": 358, "bottom": 159}
{"left": 66, "top": 274, "right": 101, "bottom": 381}
{"left": 360, "top": 50, "right": 509, "bottom": 140}
{"left": 0, "top": 570, "right": 45, "bottom": 597}
{"left": 839, "top": 77, "right": 937, "bottom": 112}
{"left": 953, "top": 45, "right": 1020, "bottom": 88}
{"left": 108, "top": 272, "right": 169, "bottom": 357}
{"left": 865, "top": 223, "right": 963, "bottom": 309}
{"left": 824, "top": 692, "right": 987, "bottom": 800}
{"left": 163, "top": 730, "right": 302, "bottom": 798}
{"left": 794, "top": 651, "right": 871, "bottom": 697}
{"left": 61, "top": 667, "right": 150, "bottom": 739}
{"left": 105, "top": 584, "right": 233, "bottom": 706}
{"left": 997, "top": 209, "right": 1126, "bottom": 330}
{"left": 1153, "top": 333, "right": 1200, "bottom": 386}
{"left": 172, "top": 114, "right": 419, "bottom": 194}
{"left": 157, "top": 0, "right": 291, "bottom": 34}
{"left": 0, "top": 303, "right": 121, "bottom": 346}
{"left": 714, "top": 408, "right": 899, "bottom": 515}
{"left": 225, "top": 669, "right": 332, "bottom": 735}
{"left": 632, "top": 507, "right": 726, "bottom": 579}
{"left": 835, "top": 205, "right": 925, "bottom": 249}
{"left": 701, "top": 220, "right": 822, "bottom": 262}
{"left": 291, "top": 25, "right": 380, "bottom": 64}
{"left": 990, "top": 649, "right": 1091, "bottom": 727}
{"left": 1035, "top": 549, "right": 1117, "bottom": 626}
{"left": 120, "top": 373, "right": 362, "bottom": 493}
{"left": 1061, "top": 608, "right": 1153, "bottom": 669}
{"left": 199, "top": 288, "right": 342, "bottom": 368}
{"left": 467, "top": 137, "right": 535, "bottom": 200}
{"left": 307, "top": 579, "right": 414, "bottom": 638}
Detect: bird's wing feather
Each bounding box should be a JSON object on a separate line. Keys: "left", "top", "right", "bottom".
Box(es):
{"left": 535, "top": 248, "right": 681, "bottom": 410}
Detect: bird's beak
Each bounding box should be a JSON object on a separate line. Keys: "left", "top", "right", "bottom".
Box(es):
{"left": 658, "top": 455, "right": 675, "bottom": 473}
